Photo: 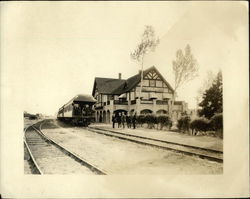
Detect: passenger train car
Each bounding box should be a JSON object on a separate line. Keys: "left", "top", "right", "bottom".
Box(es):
{"left": 57, "top": 94, "right": 96, "bottom": 126}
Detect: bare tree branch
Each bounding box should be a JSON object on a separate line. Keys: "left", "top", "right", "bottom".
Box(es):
{"left": 131, "top": 26, "right": 159, "bottom": 63}
{"left": 130, "top": 25, "right": 160, "bottom": 100}
{"left": 172, "top": 44, "right": 199, "bottom": 92}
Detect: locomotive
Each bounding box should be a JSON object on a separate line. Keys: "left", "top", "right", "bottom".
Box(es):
{"left": 57, "top": 94, "right": 96, "bottom": 126}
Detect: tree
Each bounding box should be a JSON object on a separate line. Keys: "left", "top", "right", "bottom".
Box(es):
{"left": 131, "top": 25, "right": 159, "bottom": 99}
{"left": 196, "top": 70, "right": 216, "bottom": 108}
{"left": 198, "top": 71, "right": 223, "bottom": 119}
{"left": 172, "top": 44, "right": 198, "bottom": 116}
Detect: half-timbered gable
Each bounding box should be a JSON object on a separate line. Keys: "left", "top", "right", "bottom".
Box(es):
{"left": 135, "top": 67, "right": 174, "bottom": 101}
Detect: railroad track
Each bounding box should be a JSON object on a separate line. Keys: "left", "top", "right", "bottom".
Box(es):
{"left": 24, "top": 122, "right": 107, "bottom": 175}
{"left": 88, "top": 127, "right": 223, "bottom": 163}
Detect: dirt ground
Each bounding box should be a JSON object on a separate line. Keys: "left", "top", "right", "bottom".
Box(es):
{"left": 40, "top": 119, "right": 223, "bottom": 174}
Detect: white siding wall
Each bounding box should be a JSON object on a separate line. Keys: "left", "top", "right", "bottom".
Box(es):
{"left": 135, "top": 85, "right": 171, "bottom": 100}
{"left": 130, "top": 91, "right": 135, "bottom": 100}
{"left": 126, "top": 93, "right": 129, "bottom": 101}
{"left": 114, "top": 95, "right": 119, "bottom": 100}
{"left": 97, "top": 94, "right": 101, "bottom": 103}
{"left": 156, "top": 80, "right": 162, "bottom": 87}
{"left": 102, "top": 95, "right": 107, "bottom": 103}
{"left": 143, "top": 80, "right": 149, "bottom": 86}
{"left": 163, "top": 88, "right": 169, "bottom": 93}
{"left": 155, "top": 93, "right": 163, "bottom": 100}
{"left": 141, "top": 92, "right": 149, "bottom": 99}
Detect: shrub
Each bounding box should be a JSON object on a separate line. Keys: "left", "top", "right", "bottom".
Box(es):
{"left": 210, "top": 113, "right": 223, "bottom": 138}
{"left": 190, "top": 117, "right": 210, "bottom": 135}
{"left": 177, "top": 116, "right": 191, "bottom": 133}
{"left": 137, "top": 115, "right": 146, "bottom": 126}
{"left": 157, "top": 115, "right": 166, "bottom": 130}
{"left": 137, "top": 114, "right": 173, "bottom": 130}
{"left": 210, "top": 113, "right": 223, "bottom": 130}
{"left": 157, "top": 115, "right": 172, "bottom": 130}
{"left": 144, "top": 114, "right": 157, "bottom": 129}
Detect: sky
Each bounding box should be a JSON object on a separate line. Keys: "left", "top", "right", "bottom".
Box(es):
{"left": 1, "top": 1, "right": 248, "bottom": 115}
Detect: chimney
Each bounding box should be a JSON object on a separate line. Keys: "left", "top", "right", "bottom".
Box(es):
{"left": 118, "top": 73, "right": 122, "bottom": 79}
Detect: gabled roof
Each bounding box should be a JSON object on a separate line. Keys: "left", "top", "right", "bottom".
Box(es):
{"left": 113, "top": 66, "right": 174, "bottom": 94}
{"left": 92, "top": 77, "right": 126, "bottom": 95}
{"left": 112, "top": 72, "right": 141, "bottom": 94}
{"left": 92, "top": 66, "right": 174, "bottom": 96}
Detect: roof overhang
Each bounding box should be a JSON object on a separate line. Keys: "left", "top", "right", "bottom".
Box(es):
{"left": 118, "top": 93, "right": 126, "bottom": 99}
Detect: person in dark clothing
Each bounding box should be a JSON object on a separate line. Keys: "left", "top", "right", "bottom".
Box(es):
{"left": 126, "top": 114, "right": 131, "bottom": 128}
{"left": 132, "top": 113, "right": 137, "bottom": 129}
{"left": 117, "top": 113, "right": 122, "bottom": 128}
{"left": 121, "top": 112, "right": 126, "bottom": 128}
{"left": 112, "top": 113, "right": 116, "bottom": 128}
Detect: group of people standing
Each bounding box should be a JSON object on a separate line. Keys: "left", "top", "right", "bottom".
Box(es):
{"left": 112, "top": 112, "right": 137, "bottom": 129}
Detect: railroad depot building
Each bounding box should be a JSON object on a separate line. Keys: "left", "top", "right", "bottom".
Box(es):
{"left": 92, "top": 66, "right": 188, "bottom": 123}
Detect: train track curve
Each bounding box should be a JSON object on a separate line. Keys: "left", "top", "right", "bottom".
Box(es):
{"left": 24, "top": 121, "right": 107, "bottom": 175}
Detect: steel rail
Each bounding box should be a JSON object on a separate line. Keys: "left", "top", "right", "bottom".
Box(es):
{"left": 36, "top": 122, "right": 107, "bottom": 175}
{"left": 24, "top": 125, "right": 43, "bottom": 175}
{"left": 89, "top": 126, "right": 222, "bottom": 154}
{"left": 87, "top": 127, "right": 223, "bottom": 163}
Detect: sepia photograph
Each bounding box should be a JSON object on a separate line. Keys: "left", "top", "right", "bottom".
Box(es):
{"left": 1, "top": 1, "right": 249, "bottom": 198}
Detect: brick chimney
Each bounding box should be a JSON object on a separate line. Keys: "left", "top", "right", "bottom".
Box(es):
{"left": 118, "top": 73, "right": 122, "bottom": 79}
